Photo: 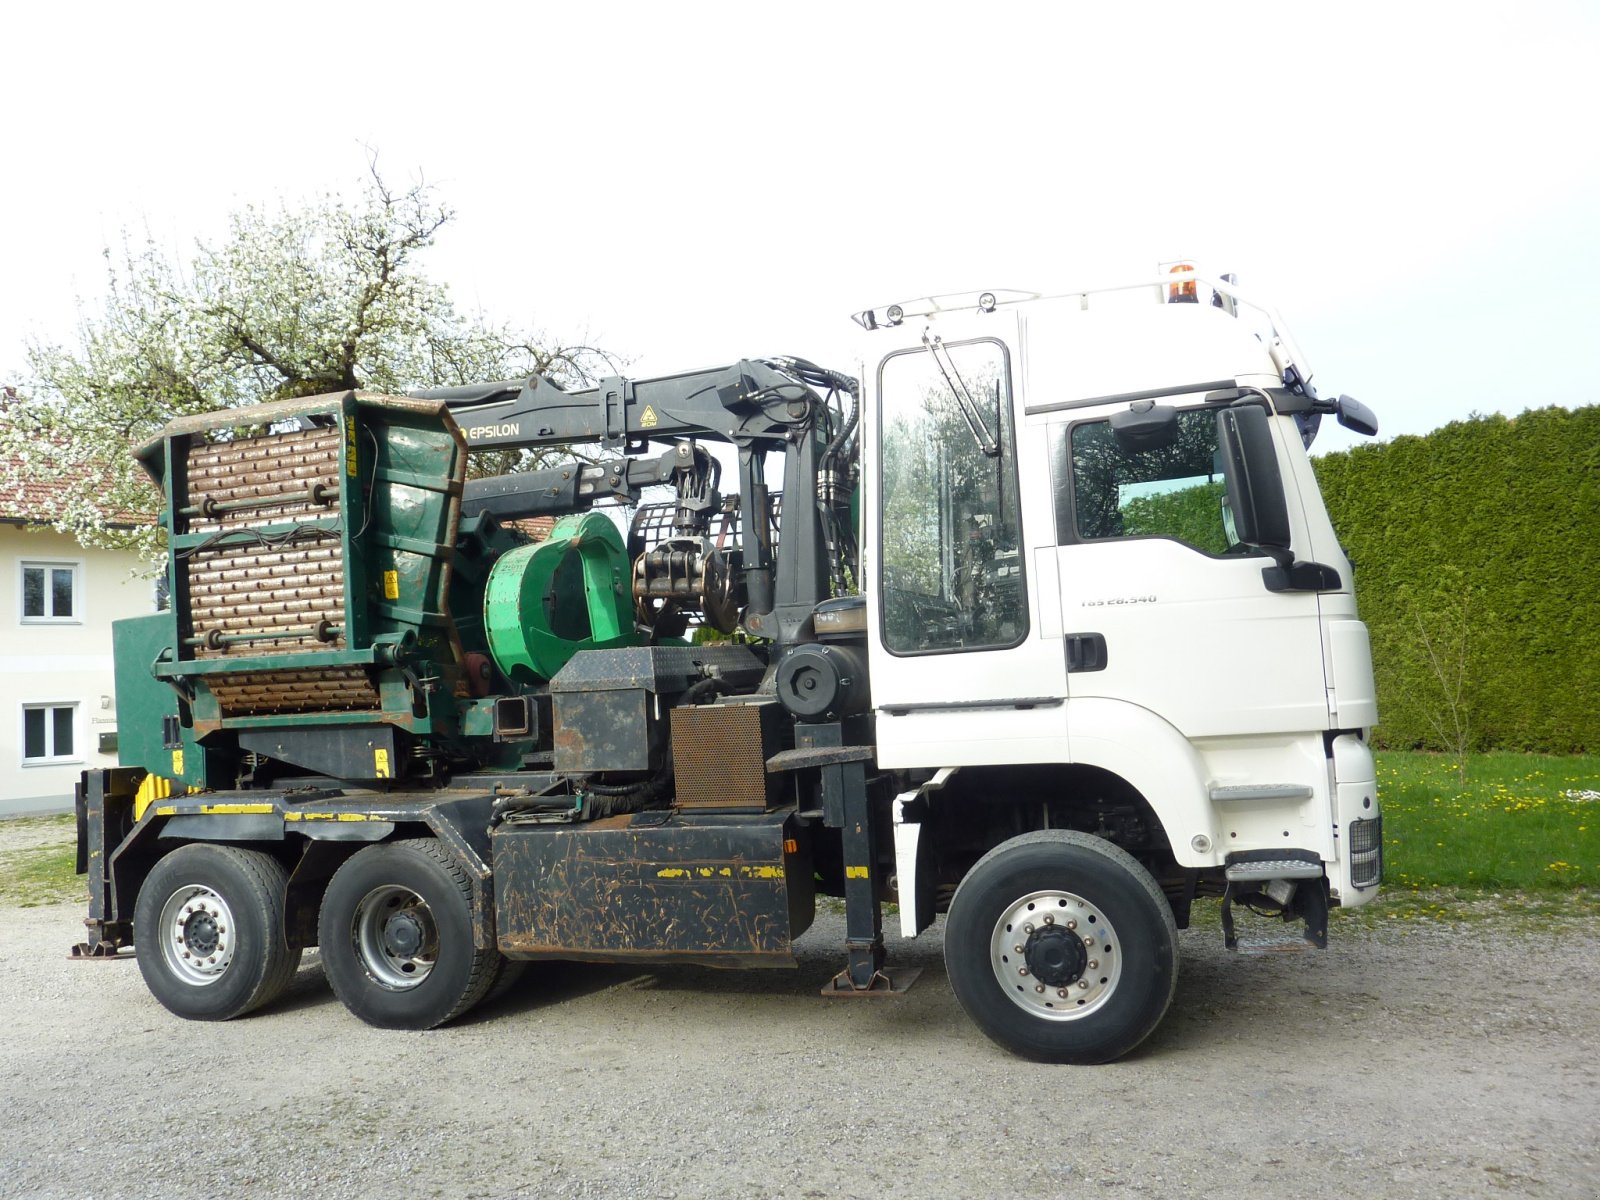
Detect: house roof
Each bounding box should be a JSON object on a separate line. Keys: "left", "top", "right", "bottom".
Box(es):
{"left": 506, "top": 517, "right": 558, "bottom": 540}
{"left": 0, "top": 450, "right": 156, "bottom": 528}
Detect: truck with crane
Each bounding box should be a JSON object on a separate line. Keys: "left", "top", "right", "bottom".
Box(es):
{"left": 73, "top": 268, "right": 1383, "bottom": 1063}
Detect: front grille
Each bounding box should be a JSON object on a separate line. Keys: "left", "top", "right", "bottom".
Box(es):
{"left": 1348, "top": 815, "right": 1383, "bottom": 888}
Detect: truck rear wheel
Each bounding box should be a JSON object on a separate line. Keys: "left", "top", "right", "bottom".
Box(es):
{"left": 945, "top": 830, "right": 1178, "bottom": 1064}
{"left": 318, "top": 839, "right": 498, "bottom": 1030}
{"left": 133, "top": 844, "right": 301, "bottom": 1021}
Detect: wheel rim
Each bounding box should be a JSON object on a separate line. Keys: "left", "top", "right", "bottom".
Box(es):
{"left": 989, "top": 889, "right": 1123, "bottom": 1021}
{"left": 352, "top": 885, "right": 438, "bottom": 991}
{"left": 158, "top": 884, "right": 238, "bottom": 987}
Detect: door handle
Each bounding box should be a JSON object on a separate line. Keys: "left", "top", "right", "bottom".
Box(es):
{"left": 1064, "top": 632, "right": 1108, "bottom": 673}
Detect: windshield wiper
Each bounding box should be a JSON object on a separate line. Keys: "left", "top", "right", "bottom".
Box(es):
{"left": 923, "top": 332, "right": 1001, "bottom": 457}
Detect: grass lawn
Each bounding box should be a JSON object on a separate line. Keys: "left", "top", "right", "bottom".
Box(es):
{"left": 1376, "top": 750, "right": 1600, "bottom": 891}
{"left": 0, "top": 815, "right": 85, "bottom": 907}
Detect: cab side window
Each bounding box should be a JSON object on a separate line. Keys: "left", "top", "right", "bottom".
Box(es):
{"left": 1058, "top": 408, "right": 1243, "bottom": 555}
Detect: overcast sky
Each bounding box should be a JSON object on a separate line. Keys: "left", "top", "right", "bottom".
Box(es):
{"left": 4, "top": 2, "right": 1597, "bottom": 456}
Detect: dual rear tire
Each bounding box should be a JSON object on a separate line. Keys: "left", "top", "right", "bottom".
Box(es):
{"left": 134, "top": 838, "right": 511, "bottom": 1030}
{"left": 318, "top": 839, "right": 500, "bottom": 1030}
{"left": 133, "top": 844, "right": 302, "bottom": 1021}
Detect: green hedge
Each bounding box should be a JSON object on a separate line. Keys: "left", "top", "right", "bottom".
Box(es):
{"left": 1313, "top": 405, "right": 1600, "bottom": 752}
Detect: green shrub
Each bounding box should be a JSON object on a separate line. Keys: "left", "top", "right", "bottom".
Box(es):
{"left": 1314, "top": 405, "right": 1600, "bottom": 752}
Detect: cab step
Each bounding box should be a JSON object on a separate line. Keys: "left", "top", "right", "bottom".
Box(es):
{"left": 1225, "top": 858, "right": 1325, "bottom": 882}
{"left": 1219, "top": 865, "right": 1330, "bottom": 952}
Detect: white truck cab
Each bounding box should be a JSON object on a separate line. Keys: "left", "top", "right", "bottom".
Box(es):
{"left": 855, "top": 270, "right": 1382, "bottom": 1060}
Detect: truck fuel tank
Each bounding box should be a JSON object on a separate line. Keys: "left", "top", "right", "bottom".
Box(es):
{"left": 493, "top": 808, "right": 814, "bottom": 966}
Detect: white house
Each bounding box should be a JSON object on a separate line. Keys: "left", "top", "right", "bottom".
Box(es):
{"left": 1, "top": 457, "right": 156, "bottom": 816}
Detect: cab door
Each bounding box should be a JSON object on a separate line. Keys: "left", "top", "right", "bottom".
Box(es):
{"left": 864, "top": 317, "right": 1071, "bottom": 770}
{"left": 1046, "top": 405, "right": 1329, "bottom": 739}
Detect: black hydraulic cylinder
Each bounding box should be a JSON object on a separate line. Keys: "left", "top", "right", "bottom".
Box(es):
{"left": 769, "top": 429, "right": 830, "bottom": 646}
{"left": 739, "top": 447, "right": 774, "bottom": 625}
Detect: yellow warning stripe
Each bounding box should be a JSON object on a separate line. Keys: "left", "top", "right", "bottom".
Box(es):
{"left": 149, "top": 801, "right": 275, "bottom": 818}
{"left": 655, "top": 865, "right": 785, "bottom": 880}
{"left": 284, "top": 811, "right": 372, "bottom": 823}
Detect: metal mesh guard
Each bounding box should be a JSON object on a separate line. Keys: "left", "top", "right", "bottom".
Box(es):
{"left": 1348, "top": 815, "right": 1383, "bottom": 887}
{"left": 673, "top": 704, "right": 775, "bottom": 810}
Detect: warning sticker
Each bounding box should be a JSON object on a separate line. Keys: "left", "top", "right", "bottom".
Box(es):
{"left": 640, "top": 405, "right": 659, "bottom": 428}
{"left": 383, "top": 570, "right": 399, "bottom": 600}
{"left": 374, "top": 748, "right": 391, "bottom": 779}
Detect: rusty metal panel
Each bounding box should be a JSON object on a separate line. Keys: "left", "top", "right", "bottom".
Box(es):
{"left": 673, "top": 701, "right": 788, "bottom": 811}
{"left": 552, "top": 688, "right": 655, "bottom": 775}
{"left": 493, "top": 811, "right": 814, "bottom": 965}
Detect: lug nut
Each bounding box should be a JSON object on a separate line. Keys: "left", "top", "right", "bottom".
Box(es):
{"left": 1043, "top": 914, "right": 1054, "bottom": 925}
{"left": 1034, "top": 984, "right": 1045, "bottom": 994}
{"left": 1078, "top": 980, "right": 1090, "bottom": 990}
{"left": 1018, "top": 967, "right": 1029, "bottom": 977}
{"left": 1023, "top": 923, "right": 1034, "bottom": 934}
{"left": 1084, "top": 935, "right": 1095, "bottom": 945}
{"left": 1057, "top": 989, "right": 1069, "bottom": 999}
{"left": 1088, "top": 960, "right": 1098, "bottom": 970}
{"left": 1014, "top": 945, "right": 1025, "bottom": 954}
{"left": 1066, "top": 919, "right": 1077, "bottom": 930}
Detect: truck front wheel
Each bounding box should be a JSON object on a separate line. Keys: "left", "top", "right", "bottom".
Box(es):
{"left": 133, "top": 844, "right": 301, "bottom": 1021}
{"left": 945, "top": 830, "right": 1178, "bottom": 1064}
{"left": 319, "top": 839, "right": 498, "bottom": 1030}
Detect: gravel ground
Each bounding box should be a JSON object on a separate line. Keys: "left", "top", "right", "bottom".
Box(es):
{"left": 3, "top": 821, "right": 1597, "bottom": 1200}
{"left": 0, "top": 816, "right": 76, "bottom": 855}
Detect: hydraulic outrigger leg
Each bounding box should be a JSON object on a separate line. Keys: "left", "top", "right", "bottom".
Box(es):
{"left": 807, "top": 721, "right": 919, "bottom": 996}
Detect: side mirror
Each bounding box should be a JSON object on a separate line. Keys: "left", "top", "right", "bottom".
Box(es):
{"left": 1217, "top": 405, "right": 1291, "bottom": 557}
{"left": 1335, "top": 394, "right": 1379, "bottom": 437}
{"left": 1110, "top": 399, "right": 1178, "bottom": 451}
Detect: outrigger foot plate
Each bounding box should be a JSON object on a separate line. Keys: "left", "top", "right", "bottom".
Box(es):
{"left": 70, "top": 940, "right": 135, "bottom": 961}
{"left": 821, "top": 966, "right": 922, "bottom": 997}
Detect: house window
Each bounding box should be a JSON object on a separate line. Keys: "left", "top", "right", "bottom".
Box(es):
{"left": 22, "top": 703, "right": 79, "bottom": 765}
{"left": 21, "top": 560, "right": 80, "bottom": 622}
